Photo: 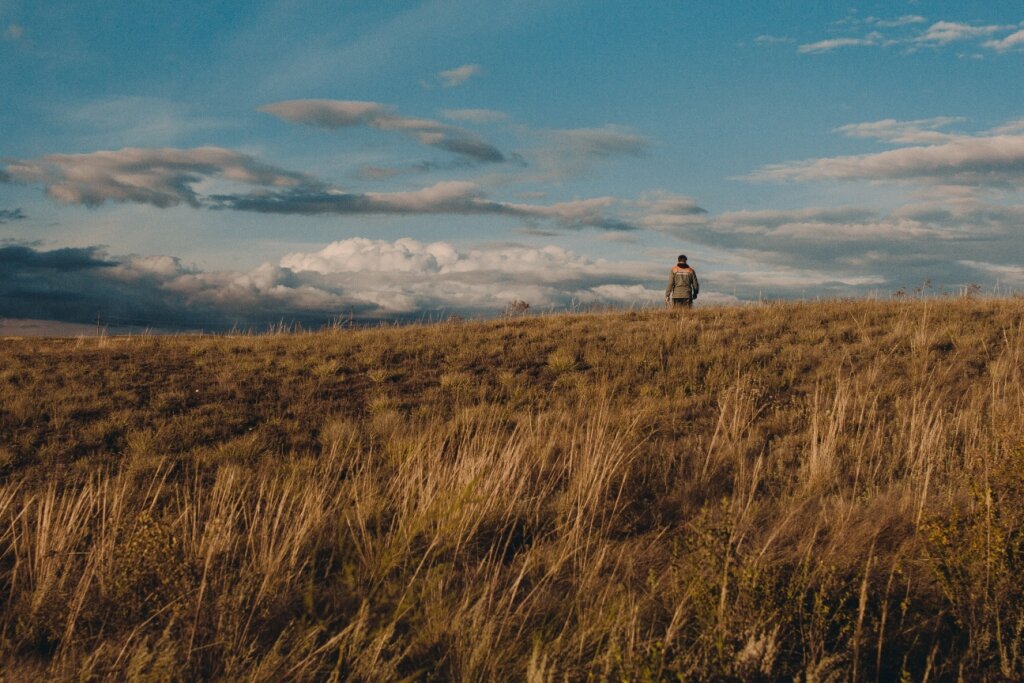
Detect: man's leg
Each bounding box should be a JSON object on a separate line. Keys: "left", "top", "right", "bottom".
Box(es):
{"left": 671, "top": 298, "right": 692, "bottom": 308}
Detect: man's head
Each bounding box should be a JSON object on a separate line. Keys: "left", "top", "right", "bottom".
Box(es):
{"left": 677, "top": 254, "right": 688, "bottom": 265}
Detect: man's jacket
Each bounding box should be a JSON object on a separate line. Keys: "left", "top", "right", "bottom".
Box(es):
{"left": 666, "top": 266, "right": 699, "bottom": 300}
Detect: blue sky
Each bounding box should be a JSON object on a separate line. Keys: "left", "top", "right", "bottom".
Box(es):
{"left": 2, "top": 1, "right": 1023, "bottom": 328}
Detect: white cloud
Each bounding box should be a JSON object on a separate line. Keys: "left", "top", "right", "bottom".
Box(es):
{"left": 983, "top": 29, "right": 1024, "bottom": 51}
{"left": 437, "top": 63, "right": 482, "bottom": 87}
{"left": 798, "top": 36, "right": 878, "bottom": 54}
{"left": 260, "top": 99, "right": 505, "bottom": 162}
{"left": 753, "top": 34, "right": 793, "bottom": 44}
{"left": 958, "top": 260, "right": 1024, "bottom": 285}
{"left": 869, "top": 15, "right": 927, "bottom": 28}
{"left": 916, "top": 21, "right": 1012, "bottom": 45}
{"left": 834, "top": 117, "right": 965, "bottom": 144}
{"left": 748, "top": 122, "right": 1024, "bottom": 187}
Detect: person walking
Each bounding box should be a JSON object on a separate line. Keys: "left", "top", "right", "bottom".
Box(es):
{"left": 665, "top": 254, "right": 699, "bottom": 308}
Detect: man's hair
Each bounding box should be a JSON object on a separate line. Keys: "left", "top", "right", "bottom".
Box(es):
{"left": 677, "top": 254, "right": 687, "bottom": 263}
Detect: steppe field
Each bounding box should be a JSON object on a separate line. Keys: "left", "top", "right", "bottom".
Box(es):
{"left": 2, "top": 298, "right": 1024, "bottom": 682}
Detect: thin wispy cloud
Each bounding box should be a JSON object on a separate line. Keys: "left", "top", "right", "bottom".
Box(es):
{"left": 798, "top": 35, "right": 880, "bottom": 54}
{"left": 917, "top": 21, "right": 1013, "bottom": 45}
{"left": 868, "top": 15, "right": 926, "bottom": 28}
{"left": 440, "top": 108, "right": 510, "bottom": 124}
{"left": 437, "top": 63, "right": 481, "bottom": 87}
{"left": 834, "top": 117, "right": 966, "bottom": 144}
{"left": 753, "top": 34, "right": 793, "bottom": 44}
{"left": 747, "top": 118, "right": 1024, "bottom": 187}
{"left": 797, "top": 17, "right": 1023, "bottom": 55}
{"left": 983, "top": 29, "right": 1024, "bottom": 52}
{"left": 259, "top": 99, "right": 505, "bottom": 163}
{"left": 212, "top": 181, "right": 636, "bottom": 231}
{"left": 4, "top": 23, "right": 23, "bottom": 40}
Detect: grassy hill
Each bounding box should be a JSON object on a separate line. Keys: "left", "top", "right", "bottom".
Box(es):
{"left": 2, "top": 298, "right": 1023, "bottom": 681}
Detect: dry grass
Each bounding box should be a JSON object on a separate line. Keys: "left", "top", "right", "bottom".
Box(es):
{"left": 1, "top": 298, "right": 1024, "bottom": 680}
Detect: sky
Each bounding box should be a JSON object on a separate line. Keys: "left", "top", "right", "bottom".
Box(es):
{"left": 2, "top": 0, "right": 1023, "bottom": 330}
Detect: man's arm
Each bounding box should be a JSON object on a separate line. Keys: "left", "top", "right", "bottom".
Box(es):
{"left": 666, "top": 272, "right": 674, "bottom": 299}
{"left": 691, "top": 271, "right": 699, "bottom": 299}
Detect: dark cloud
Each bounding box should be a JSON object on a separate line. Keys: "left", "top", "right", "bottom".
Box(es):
{"left": 211, "top": 180, "right": 638, "bottom": 231}
{"left": 0, "top": 208, "right": 26, "bottom": 223}
{"left": 0, "top": 239, "right": 666, "bottom": 331}
{"left": 260, "top": 99, "right": 505, "bottom": 163}
{"left": 0, "top": 244, "right": 117, "bottom": 271}
{"left": 1, "top": 147, "right": 311, "bottom": 208}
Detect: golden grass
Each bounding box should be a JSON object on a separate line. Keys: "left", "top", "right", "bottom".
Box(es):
{"left": 1, "top": 298, "right": 1023, "bottom": 680}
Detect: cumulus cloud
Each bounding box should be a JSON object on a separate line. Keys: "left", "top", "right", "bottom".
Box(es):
{"left": 1, "top": 147, "right": 310, "bottom": 208}
{"left": 983, "top": 29, "right": 1024, "bottom": 52}
{"left": 748, "top": 121, "right": 1024, "bottom": 187}
{"left": 259, "top": 99, "right": 505, "bottom": 163}
{"left": 0, "top": 208, "right": 26, "bottom": 223}
{"left": 0, "top": 239, "right": 668, "bottom": 329}
{"left": 437, "top": 63, "right": 481, "bottom": 87}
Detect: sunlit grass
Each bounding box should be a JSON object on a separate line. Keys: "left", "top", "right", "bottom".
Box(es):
{"left": 1, "top": 297, "right": 1023, "bottom": 680}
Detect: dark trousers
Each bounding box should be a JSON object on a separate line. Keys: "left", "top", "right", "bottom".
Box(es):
{"left": 671, "top": 298, "right": 693, "bottom": 308}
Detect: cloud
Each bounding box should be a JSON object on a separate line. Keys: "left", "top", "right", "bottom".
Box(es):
{"left": 0, "top": 239, "right": 667, "bottom": 329}
{"left": 4, "top": 23, "right": 23, "bottom": 40}
{"left": 3, "top": 143, "right": 633, "bottom": 231}
{"left": 549, "top": 125, "right": 649, "bottom": 159}
{"left": 633, "top": 193, "right": 708, "bottom": 232}
{"left": 649, "top": 194, "right": 1024, "bottom": 298}
{"left": 212, "top": 180, "right": 635, "bottom": 231}
{"left": 798, "top": 35, "right": 879, "bottom": 54}
{"left": 983, "top": 29, "right": 1024, "bottom": 52}
{"left": 0, "top": 208, "right": 26, "bottom": 223}
{"left": 958, "top": 260, "right": 1024, "bottom": 285}
{"left": 834, "top": 117, "right": 966, "bottom": 144}
{"left": 508, "top": 125, "right": 650, "bottom": 182}
{"left": 437, "top": 63, "right": 481, "bottom": 87}
{"left": 747, "top": 123, "right": 1024, "bottom": 187}
{"left": 916, "top": 21, "right": 1012, "bottom": 45}
{"left": 753, "top": 34, "right": 793, "bottom": 44}
{"left": 1, "top": 147, "right": 310, "bottom": 208}
{"left": 260, "top": 99, "right": 505, "bottom": 163}
{"left": 57, "top": 96, "right": 228, "bottom": 148}
{"left": 868, "top": 15, "right": 927, "bottom": 28}
{"left": 440, "top": 108, "right": 510, "bottom": 124}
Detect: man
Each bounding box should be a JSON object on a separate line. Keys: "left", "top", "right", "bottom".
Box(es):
{"left": 665, "top": 254, "right": 699, "bottom": 308}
